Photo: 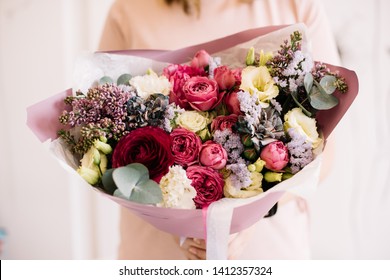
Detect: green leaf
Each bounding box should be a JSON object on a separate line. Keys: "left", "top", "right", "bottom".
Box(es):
{"left": 320, "top": 75, "right": 337, "bottom": 94}
{"left": 130, "top": 180, "right": 163, "bottom": 204}
{"left": 304, "top": 73, "right": 314, "bottom": 94}
{"left": 101, "top": 168, "right": 117, "bottom": 195}
{"left": 117, "top": 74, "right": 132, "bottom": 86}
{"left": 112, "top": 163, "right": 162, "bottom": 204}
{"left": 309, "top": 86, "right": 339, "bottom": 110}
{"left": 99, "top": 76, "right": 114, "bottom": 85}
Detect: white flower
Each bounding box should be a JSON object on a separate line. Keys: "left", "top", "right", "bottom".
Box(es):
{"left": 130, "top": 71, "right": 171, "bottom": 99}
{"left": 240, "top": 66, "right": 279, "bottom": 108}
{"left": 284, "top": 107, "right": 321, "bottom": 148}
{"left": 175, "top": 110, "right": 211, "bottom": 133}
{"left": 158, "top": 165, "right": 197, "bottom": 209}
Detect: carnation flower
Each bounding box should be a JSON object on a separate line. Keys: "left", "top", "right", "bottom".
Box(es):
{"left": 158, "top": 165, "right": 197, "bottom": 209}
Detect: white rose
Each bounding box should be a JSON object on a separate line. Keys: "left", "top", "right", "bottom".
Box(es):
{"left": 158, "top": 165, "right": 197, "bottom": 209}
{"left": 240, "top": 66, "right": 279, "bottom": 108}
{"left": 175, "top": 110, "right": 211, "bottom": 133}
{"left": 284, "top": 107, "right": 321, "bottom": 148}
{"left": 130, "top": 71, "right": 171, "bottom": 99}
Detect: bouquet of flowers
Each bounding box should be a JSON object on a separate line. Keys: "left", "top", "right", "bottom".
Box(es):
{"left": 27, "top": 24, "right": 358, "bottom": 259}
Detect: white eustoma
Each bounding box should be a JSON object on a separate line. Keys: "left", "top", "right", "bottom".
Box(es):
{"left": 240, "top": 66, "right": 279, "bottom": 108}
{"left": 130, "top": 71, "right": 171, "bottom": 99}
{"left": 284, "top": 107, "right": 321, "bottom": 148}
{"left": 158, "top": 165, "right": 197, "bottom": 209}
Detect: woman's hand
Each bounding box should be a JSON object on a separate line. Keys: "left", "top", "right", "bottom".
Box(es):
{"left": 174, "top": 237, "right": 207, "bottom": 260}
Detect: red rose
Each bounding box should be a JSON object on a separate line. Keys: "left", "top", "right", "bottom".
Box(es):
{"left": 186, "top": 165, "right": 224, "bottom": 209}
{"left": 214, "top": 66, "right": 241, "bottom": 90}
{"left": 163, "top": 64, "right": 205, "bottom": 109}
{"left": 112, "top": 126, "right": 174, "bottom": 182}
{"left": 211, "top": 114, "right": 238, "bottom": 133}
{"left": 224, "top": 90, "right": 242, "bottom": 115}
{"left": 183, "top": 76, "right": 223, "bottom": 111}
{"left": 170, "top": 127, "right": 202, "bottom": 167}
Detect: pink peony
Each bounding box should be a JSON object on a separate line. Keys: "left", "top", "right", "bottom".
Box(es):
{"left": 170, "top": 127, "right": 202, "bottom": 167}
{"left": 211, "top": 114, "right": 238, "bottom": 133}
{"left": 183, "top": 76, "right": 224, "bottom": 111}
{"left": 191, "top": 50, "right": 211, "bottom": 69}
{"left": 260, "top": 141, "right": 289, "bottom": 171}
{"left": 199, "top": 141, "right": 228, "bottom": 170}
{"left": 186, "top": 165, "right": 224, "bottom": 209}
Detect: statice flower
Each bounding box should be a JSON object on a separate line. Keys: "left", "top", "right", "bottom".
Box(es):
{"left": 213, "top": 129, "right": 244, "bottom": 164}
{"left": 208, "top": 56, "right": 221, "bottom": 79}
{"left": 286, "top": 128, "right": 314, "bottom": 174}
{"left": 225, "top": 162, "right": 252, "bottom": 190}
{"left": 161, "top": 103, "right": 185, "bottom": 133}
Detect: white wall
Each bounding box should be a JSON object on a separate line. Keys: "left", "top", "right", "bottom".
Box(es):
{"left": 0, "top": 0, "right": 389, "bottom": 259}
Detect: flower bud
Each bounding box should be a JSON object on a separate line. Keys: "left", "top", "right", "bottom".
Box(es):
{"left": 264, "top": 171, "right": 283, "bottom": 183}
{"left": 246, "top": 47, "right": 255, "bottom": 66}
{"left": 253, "top": 158, "right": 266, "bottom": 172}
{"left": 94, "top": 140, "right": 113, "bottom": 155}
{"left": 243, "top": 147, "right": 258, "bottom": 161}
{"left": 241, "top": 134, "right": 254, "bottom": 147}
{"left": 247, "top": 164, "right": 256, "bottom": 172}
{"left": 282, "top": 172, "right": 293, "bottom": 180}
{"left": 197, "top": 127, "right": 211, "bottom": 142}
{"left": 77, "top": 166, "right": 100, "bottom": 185}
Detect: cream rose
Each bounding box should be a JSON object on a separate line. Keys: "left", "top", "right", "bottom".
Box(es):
{"left": 130, "top": 71, "right": 171, "bottom": 99}
{"left": 284, "top": 108, "right": 321, "bottom": 148}
{"left": 158, "top": 165, "right": 197, "bottom": 209}
{"left": 224, "top": 171, "right": 263, "bottom": 199}
{"left": 239, "top": 66, "right": 279, "bottom": 107}
{"left": 176, "top": 110, "right": 212, "bottom": 133}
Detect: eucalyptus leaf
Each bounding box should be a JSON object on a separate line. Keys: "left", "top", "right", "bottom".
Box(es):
{"left": 130, "top": 180, "right": 162, "bottom": 204}
{"left": 309, "top": 86, "right": 339, "bottom": 110}
{"left": 117, "top": 73, "right": 132, "bottom": 86}
{"left": 99, "top": 76, "right": 114, "bottom": 85}
{"left": 320, "top": 75, "right": 337, "bottom": 94}
{"left": 304, "top": 73, "right": 314, "bottom": 94}
{"left": 112, "top": 165, "right": 143, "bottom": 198}
{"left": 101, "top": 168, "right": 117, "bottom": 195}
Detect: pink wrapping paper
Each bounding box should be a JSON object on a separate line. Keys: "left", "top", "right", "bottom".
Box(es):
{"left": 26, "top": 24, "right": 358, "bottom": 250}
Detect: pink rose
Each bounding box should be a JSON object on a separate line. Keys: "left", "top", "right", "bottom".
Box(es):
{"left": 186, "top": 165, "right": 224, "bottom": 209}
{"left": 224, "top": 90, "right": 242, "bottom": 115}
{"left": 199, "top": 141, "right": 228, "bottom": 170}
{"left": 112, "top": 126, "right": 174, "bottom": 183}
{"left": 170, "top": 128, "right": 202, "bottom": 167}
{"left": 211, "top": 114, "right": 238, "bottom": 133}
{"left": 191, "top": 50, "right": 211, "bottom": 69}
{"left": 214, "top": 66, "right": 241, "bottom": 90}
{"left": 260, "top": 141, "right": 289, "bottom": 171}
{"left": 183, "top": 76, "right": 223, "bottom": 111}
{"left": 163, "top": 64, "right": 205, "bottom": 109}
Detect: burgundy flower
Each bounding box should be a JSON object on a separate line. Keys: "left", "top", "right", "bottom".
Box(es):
{"left": 112, "top": 126, "right": 174, "bottom": 182}
{"left": 186, "top": 165, "right": 224, "bottom": 209}
{"left": 170, "top": 127, "right": 202, "bottom": 167}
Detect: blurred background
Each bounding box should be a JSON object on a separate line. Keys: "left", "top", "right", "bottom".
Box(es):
{"left": 0, "top": 0, "right": 389, "bottom": 259}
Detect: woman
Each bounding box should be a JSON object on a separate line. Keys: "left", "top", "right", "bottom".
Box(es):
{"left": 99, "top": 0, "right": 339, "bottom": 260}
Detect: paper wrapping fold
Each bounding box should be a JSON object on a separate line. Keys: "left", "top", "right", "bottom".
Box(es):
{"left": 26, "top": 24, "right": 358, "bottom": 259}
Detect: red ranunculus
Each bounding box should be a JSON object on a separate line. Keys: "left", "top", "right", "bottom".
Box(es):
{"left": 183, "top": 76, "right": 223, "bottom": 111}
{"left": 186, "top": 165, "right": 224, "bottom": 209}
{"left": 211, "top": 114, "right": 238, "bottom": 133}
{"left": 170, "top": 127, "right": 202, "bottom": 167}
{"left": 111, "top": 126, "right": 174, "bottom": 182}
